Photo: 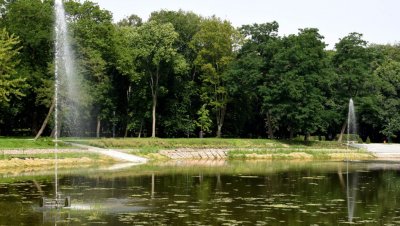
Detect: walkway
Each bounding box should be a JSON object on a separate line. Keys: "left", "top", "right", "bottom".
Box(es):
{"left": 66, "top": 142, "right": 147, "bottom": 163}
{"left": 352, "top": 143, "right": 400, "bottom": 159}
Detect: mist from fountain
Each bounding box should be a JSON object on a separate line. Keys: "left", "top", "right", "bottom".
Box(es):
{"left": 54, "top": 0, "right": 84, "bottom": 138}
{"left": 347, "top": 98, "right": 357, "bottom": 145}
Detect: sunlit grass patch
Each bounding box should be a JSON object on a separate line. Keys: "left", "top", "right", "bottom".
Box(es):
{"left": 228, "top": 148, "right": 373, "bottom": 160}
{"left": 0, "top": 137, "right": 72, "bottom": 149}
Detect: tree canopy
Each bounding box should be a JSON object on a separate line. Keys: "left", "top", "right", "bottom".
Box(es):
{"left": 0, "top": 1, "right": 400, "bottom": 142}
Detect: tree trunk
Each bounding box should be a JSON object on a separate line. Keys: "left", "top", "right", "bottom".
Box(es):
{"left": 124, "top": 125, "right": 128, "bottom": 138}
{"left": 138, "top": 120, "right": 143, "bottom": 138}
{"left": 338, "top": 121, "right": 347, "bottom": 142}
{"left": 266, "top": 112, "right": 274, "bottom": 139}
{"left": 151, "top": 95, "right": 157, "bottom": 138}
{"left": 217, "top": 125, "right": 222, "bottom": 138}
{"left": 199, "top": 130, "right": 203, "bottom": 138}
{"left": 304, "top": 133, "right": 310, "bottom": 141}
{"left": 96, "top": 116, "right": 101, "bottom": 138}
{"left": 289, "top": 127, "right": 294, "bottom": 140}
{"left": 34, "top": 100, "right": 55, "bottom": 140}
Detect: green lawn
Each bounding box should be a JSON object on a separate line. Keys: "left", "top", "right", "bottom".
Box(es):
{"left": 0, "top": 137, "right": 371, "bottom": 161}
{"left": 72, "top": 137, "right": 347, "bottom": 149}
{"left": 0, "top": 152, "right": 101, "bottom": 160}
{"left": 0, "top": 137, "right": 71, "bottom": 149}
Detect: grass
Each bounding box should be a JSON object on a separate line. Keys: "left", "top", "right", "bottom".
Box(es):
{"left": 73, "top": 137, "right": 347, "bottom": 150}
{"left": 228, "top": 148, "right": 374, "bottom": 160}
{"left": 70, "top": 137, "right": 371, "bottom": 160}
{"left": 0, "top": 137, "right": 373, "bottom": 161}
{"left": 0, "top": 152, "right": 101, "bottom": 160}
{"left": 0, "top": 137, "right": 71, "bottom": 149}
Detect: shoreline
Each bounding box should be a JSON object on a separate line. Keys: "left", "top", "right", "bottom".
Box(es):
{"left": 0, "top": 145, "right": 382, "bottom": 170}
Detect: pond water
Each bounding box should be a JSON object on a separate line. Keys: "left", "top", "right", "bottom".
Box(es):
{"left": 0, "top": 160, "right": 399, "bottom": 225}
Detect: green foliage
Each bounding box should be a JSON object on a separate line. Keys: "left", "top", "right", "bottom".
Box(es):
{"left": 195, "top": 105, "right": 212, "bottom": 133}
{"left": 0, "top": 0, "right": 53, "bottom": 134}
{"left": 0, "top": 28, "right": 26, "bottom": 106}
{"left": 0, "top": 2, "right": 400, "bottom": 142}
{"left": 125, "top": 20, "right": 188, "bottom": 137}
{"left": 191, "top": 17, "right": 240, "bottom": 137}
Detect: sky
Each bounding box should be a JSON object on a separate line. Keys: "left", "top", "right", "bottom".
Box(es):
{"left": 90, "top": 0, "right": 399, "bottom": 49}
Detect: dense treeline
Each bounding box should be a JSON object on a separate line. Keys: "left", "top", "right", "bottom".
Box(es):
{"left": 1, "top": 0, "right": 400, "bottom": 142}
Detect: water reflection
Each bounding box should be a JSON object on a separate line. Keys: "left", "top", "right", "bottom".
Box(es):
{"left": 346, "top": 161, "right": 358, "bottom": 223}
{"left": 0, "top": 161, "right": 399, "bottom": 225}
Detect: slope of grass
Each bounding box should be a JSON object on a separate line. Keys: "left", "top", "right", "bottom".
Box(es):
{"left": 0, "top": 137, "right": 71, "bottom": 149}
{"left": 73, "top": 138, "right": 347, "bottom": 150}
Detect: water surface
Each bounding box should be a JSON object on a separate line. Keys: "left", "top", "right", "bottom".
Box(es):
{"left": 0, "top": 160, "right": 399, "bottom": 225}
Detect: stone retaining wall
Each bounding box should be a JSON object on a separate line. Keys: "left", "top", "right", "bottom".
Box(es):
{"left": 159, "top": 148, "right": 229, "bottom": 159}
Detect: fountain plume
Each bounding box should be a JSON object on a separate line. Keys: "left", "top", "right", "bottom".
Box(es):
{"left": 54, "top": 0, "right": 85, "bottom": 137}
{"left": 347, "top": 98, "right": 357, "bottom": 144}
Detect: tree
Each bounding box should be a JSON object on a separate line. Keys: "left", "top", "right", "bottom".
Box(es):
{"left": 149, "top": 10, "right": 202, "bottom": 137}
{"left": 333, "top": 33, "right": 377, "bottom": 141}
{"left": 0, "top": 28, "right": 25, "bottom": 106}
{"left": 374, "top": 60, "right": 400, "bottom": 141}
{"left": 1, "top": 0, "right": 53, "bottom": 135}
{"left": 263, "top": 28, "right": 329, "bottom": 140}
{"left": 229, "top": 22, "right": 279, "bottom": 138}
{"left": 132, "top": 21, "right": 187, "bottom": 138}
{"left": 65, "top": 0, "right": 116, "bottom": 137}
{"left": 117, "top": 14, "right": 142, "bottom": 27}
{"left": 196, "top": 104, "right": 212, "bottom": 138}
{"left": 191, "top": 17, "right": 240, "bottom": 137}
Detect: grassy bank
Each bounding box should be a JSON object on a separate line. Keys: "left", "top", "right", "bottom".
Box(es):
{"left": 0, "top": 137, "right": 374, "bottom": 161}
{"left": 0, "top": 137, "right": 72, "bottom": 149}
{"left": 228, "top": 149, "right": 373, "bottom": 160}
{"left": 75, "top": 137, "right": 346, "bottom": 149}
{"left": 0, "top": 137, "right": 116, "bottom": 168}
{"left": 72, "top": 138, "right": 373, "bottom": 160}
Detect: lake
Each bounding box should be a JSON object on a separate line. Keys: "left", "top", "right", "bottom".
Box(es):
{"left": 0, "top": 160, "right": 398, "bottom": 225}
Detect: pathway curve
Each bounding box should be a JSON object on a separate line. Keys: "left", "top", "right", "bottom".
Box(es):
{"left": 352, "top": 143, "right": 400, "bottom": 159}
{"left": 65, "top": 142, "right": 147, "bottom": 163}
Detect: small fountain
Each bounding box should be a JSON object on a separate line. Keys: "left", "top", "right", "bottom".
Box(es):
{"left": 347, "top": 98, "right": 357, "bottom": 146}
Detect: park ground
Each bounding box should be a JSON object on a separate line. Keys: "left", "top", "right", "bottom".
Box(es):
{"left": 0, "top": 137, "right": 377, "bottom": 171}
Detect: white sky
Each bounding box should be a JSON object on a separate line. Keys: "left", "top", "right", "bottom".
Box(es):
{"left": 90, "top": 0, "right": 399, "bottom": 49}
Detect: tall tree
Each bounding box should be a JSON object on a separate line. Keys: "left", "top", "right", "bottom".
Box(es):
{"left": 64, "top": 0, "right": 116, "bottom": 137}
{"left": 191, "top": 17, "right": 240, "bottom": 137}
{"left": 333, "top": 33, "right": 377, "bottom": 141}
{"left": 132, "top": 21, "right": 187, "bottom": 138}
{"left": 263, "top": 28, "right": 329, "bottom": 140}
{"left": 0, "top": 0, "right": 53, "bottom": 135}
{"left": 149, "top": 10, "right": 201, "bottom": 137}
{"left": 229, "top": 22, "right": 279, "bottom": 138}
{"left": 374, "top": 60, "right": 400, "bottom": 141}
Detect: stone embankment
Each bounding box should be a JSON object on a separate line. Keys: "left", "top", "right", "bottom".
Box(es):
{"left": 159, "top": 148, "right": 229, "bottom": 159}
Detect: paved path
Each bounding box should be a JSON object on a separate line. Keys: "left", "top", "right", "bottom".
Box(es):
{"left": 352, "top": 143, "right": 400, "bottom": 159}
{"left": 66, "top": 142, "right": 147, "bottom": 163}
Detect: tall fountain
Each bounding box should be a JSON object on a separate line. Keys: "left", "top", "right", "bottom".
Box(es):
{"left": 54, "top": 0, "right": 84, "bottom": 137}
{"left": 40, "top": 0, "right": 75, "bottom": 208}
{"left": 347, "top": 98, "right": 357, "bottom": 145}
